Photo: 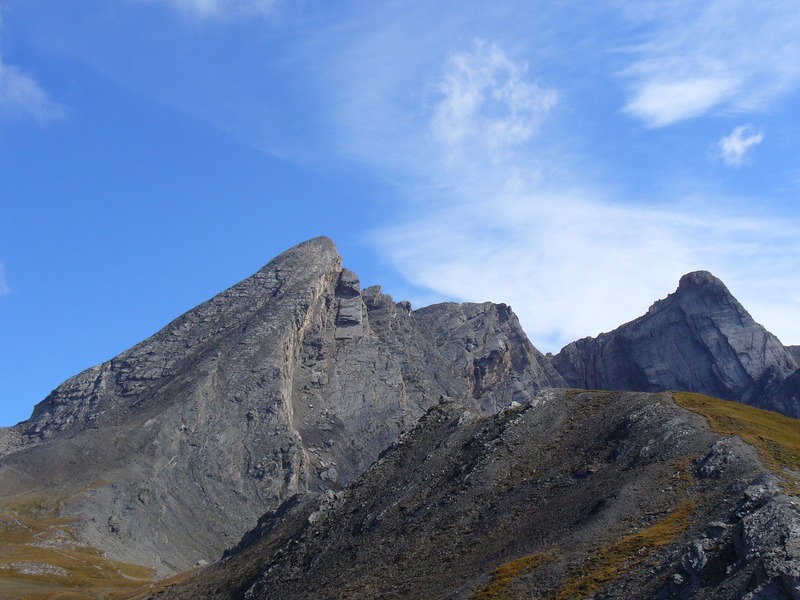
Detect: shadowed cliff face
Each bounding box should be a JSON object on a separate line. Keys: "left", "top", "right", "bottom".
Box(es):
{"left": 551, "top": 271, "right": 799, "bottom": 416}
{"left": 413, "top": 302, "right": 565, "bottom": 412}
{"left": 147, "top": 390, "right": 800, "bottom": 600}
{"left": 0, "top": 237, "right": 557, "bottom": 576}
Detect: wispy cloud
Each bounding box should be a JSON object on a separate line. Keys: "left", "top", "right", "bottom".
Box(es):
{"left": 0, "top": 50, "right": 66, "bottom": 124}
{"left": 625, "top": 77, "right": 739, "bottom": 128}
{"left": 375, "top": 169, "right": 800, "bottom": 352}
{"left": 431, "top": 41, "right": 558, "bottom": 163}
{"left": 621, "top": 0, "right": 800, "bottom": 126}
{"left": 68, "top": 2, "right": 796, "bottom": 348}
{"left": 141, "top": 0, "right": 279, "bottom": 20}
{"left": 293, "top": 9, "right": 800, "bottom": 349}
{"left": 365, "top": 36, "right": 800, "bottom": 352}
{"left": 718, "top": 124, "right": 764, "bottom": 166}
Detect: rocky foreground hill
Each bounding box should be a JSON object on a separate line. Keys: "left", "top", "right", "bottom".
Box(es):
{"left": 0, "top": 237, "right": 799, "bottom": 598}
{"left": 144, "top": 390, "right": 800, "bottom": 600}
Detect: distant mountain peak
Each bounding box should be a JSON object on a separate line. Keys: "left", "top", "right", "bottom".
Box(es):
{"left": 677, "top": 269, "right": 727, "bottom": 291}
{"left": 296, "top": 235, "right": 336, "bottom": 251}
{"left": 554, "top": 270, "right": 798, "bottom": 415}
{"left": 645, "top": 270, "right": 738, "bottom": 319}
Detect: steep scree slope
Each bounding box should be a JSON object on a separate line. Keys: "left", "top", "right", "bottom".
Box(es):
{"left": 145, "top": 390, "right": 800, "bottom": 600}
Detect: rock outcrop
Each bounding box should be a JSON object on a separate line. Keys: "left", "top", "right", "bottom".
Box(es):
{"left": 150, "top": 390, "right": 800, "bottom": 600}
{"left": 2, "top": 239, "right": 799, "bottom": 597}
{"left": 414, "top": 302, "right": 565, "bottom": 412}
{"left": 0, "top": 237, "right": 554, "bottom": 576}
{"left": 551, "top": 271, "right": 799, "bottom": 416}
{"left": 787, "top": 346, "right": 800, "bottom": 364}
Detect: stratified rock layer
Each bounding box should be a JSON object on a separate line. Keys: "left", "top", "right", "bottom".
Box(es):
{"left": 0, "top": 237, "right": 554, "bottom": 575}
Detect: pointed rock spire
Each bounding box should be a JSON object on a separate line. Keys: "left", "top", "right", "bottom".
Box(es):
{"left": 552, "top": 271, "right": 798, "bottom": 415}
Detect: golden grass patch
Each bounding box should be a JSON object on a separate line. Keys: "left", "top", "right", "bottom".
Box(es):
{"left": 0, "top": 488, "right": 154, "bottom": 599}
{"left": 556, "top": 501, "right": 696, "bottom": 599}
{"left": 674, "top": 392, "right": 800, "bottom": 492}
{"left": 473, "top": 553, "right": 550, "bottom": 600}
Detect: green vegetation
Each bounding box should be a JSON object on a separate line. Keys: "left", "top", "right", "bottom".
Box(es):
{"left": 674, "top": 392, "right": 800, "bottom": 492}
{"left": 0, "top": 489, "right": 154, "bottom": 600}
{"left": 556, "top": 501, "right": 696, "bottom": 599}
{"left": 473, "top": 553, "right": 550, "bottom": 600}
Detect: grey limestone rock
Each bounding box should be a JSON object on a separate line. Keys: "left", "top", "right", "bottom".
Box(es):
{"left": 551, "top": 271, "right": 799, "bottom": 416}
{"left": 0, "top": 236, "right": 555, "bottom": 576}
{"left": 773, "top": 369, "right": 800, "bottom": 419}
{"left": 696, "top": 438, "right": 757, "bottom": 479}
{"left": 666, "top": 478, "right": 800, "bottom": 599}
{"left": 413, "top": 302, "right": 565, "bottom": 412}
{"left": 3, "top": 237, "right": 346, "bottom": 574}
{"left": 334, "top": 268, "right": 364, "bottom": 339}
{"left": 787, "top": 346, "right": 800, "bottom": 365}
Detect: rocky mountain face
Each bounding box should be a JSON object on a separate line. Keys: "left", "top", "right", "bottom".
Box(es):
{"left": 147, "top": 390, "right": 800, "bottom": 600}
{"left": 414, "top": 301, "right": 565, "bottom": 412}
{"left": 1, "top": 237, "right": 799, "bottom": 598}
{"left": 0, "top": 237, "right": 559, "bottom": 576}
{"left": 787, "top": 346, "right": 800, "bottom": 363}
{"left": 552, "top": 271, "right": 800, "bottom": 416}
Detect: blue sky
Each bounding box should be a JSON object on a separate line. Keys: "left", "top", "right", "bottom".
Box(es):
{"left": 1, "top": 0, "right": 799, "bottom": 426}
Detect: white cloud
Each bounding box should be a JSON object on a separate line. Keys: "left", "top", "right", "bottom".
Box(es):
{"left": 374, "top": 173, "right": 800, "bottom": 352}
{"left": 717, "top": 124, "right": 764, "bottom": 166}
{"left": 0, "top": 54, "right": 66, "bottom": 125}
{"left": 620, "top": 0, "right": 800, "bottom": 126}
{"left": 624, "top": 77, "right": 739, "bottom": 127}
{"left": 143, "top": 0, "right": 279, "bottom": 20}
{"left": 292, "top": 12, "right": 800, "bottom": 350}
{"left": 68, "top": 2, "right": 795, "bottom": 348}
{"left": 0, "top": 14, "right": 65, "bottom": 123}
{"left": 364, "top": 39, "right": 800, "bottom": 353}
{"left": 431, "top": 41, "right": 558, "bottom": 162}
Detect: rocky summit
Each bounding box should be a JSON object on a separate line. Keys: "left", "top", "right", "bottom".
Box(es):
{"left": 0, "top": 237, "right": 798, "bottom": 599}
{"left": 552, "top": 270, "right": 800, "bottom": 416}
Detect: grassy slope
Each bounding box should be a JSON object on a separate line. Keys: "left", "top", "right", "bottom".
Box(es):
{"left": 554, "top": 500, "right": 696, "bottom": 599}
{"left": 0, "top": 488, "right": 154, "bottom": 600}
{"left": 674, "top": 391, "right": 800, "bottom": 492}
{"left": 473, "top": 553, "right": 551, "bottom": 600}
{"left": 472, "top": 392, "right": 800, "bottom": 599}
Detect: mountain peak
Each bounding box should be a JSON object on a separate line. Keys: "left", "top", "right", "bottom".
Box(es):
{"left": 2, "top": 238, "right": 800, "bottom": 598}
{"left": 677, "top": 270, "right": 728, "bottom": 293}
{"left": 296, "top": 235, "right": 337, "bottom": 252}
{"left": 553, "top": 269, "right": 798, "bottom": 414}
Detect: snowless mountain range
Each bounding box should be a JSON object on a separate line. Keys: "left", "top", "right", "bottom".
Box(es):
{"left": 0, "top": 237, "right": 798, "bottom": 599}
